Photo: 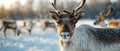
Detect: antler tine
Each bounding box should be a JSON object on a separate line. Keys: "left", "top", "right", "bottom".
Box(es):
{"left": 54, "top": 0, "right": 56, "bottom": 5}
{"left": 99, "top": 10, "right": 106, "bottom": 21}
{"left": 52, "top": 3, "right": 57, "bottom": 10}
{"left": 49, "top": 11, "right": 59, "bottom": 16}
{"left": 99, "top": 10, "right": 105, "bottom": 17}
{"left": 51, "top": 0, "right": 60, "bottom": 13}
{"left": 73, "top": 0, "right": 86, "bottom": 13}
{"left": 96, "top": 16, "right": 101, "bottom": 21}
{"left": 62, "top": 10, "right": 71, "bottom": 14}
{"left": 105, "top": 5, "right": 114, "bottom": 16}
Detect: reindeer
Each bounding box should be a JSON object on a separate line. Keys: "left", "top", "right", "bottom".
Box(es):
{"left": 40, "top": 20, "right": 56, "bottom": 30}
{"left": 49, "top": 0, "right": 85, "bottom": 51}
{"left": 0, "top": 19, "right": 3, "bottom": 30}
{"left": 0, "top": 20, "right": 4, "bottom": 35}
{"left": 107, "top": 20, "right": 120, "bottom": 28}
{"left": 22, "top": 20, "right": 35, "bottom": 34}
{"left": 2, "top": 20, "right": 21, "bottom": 37}
{"left": 49, "top": 0, "right": 120, "bottom": 51}
{"left": 93, "top": 5, "right": 120, "bottom": 28}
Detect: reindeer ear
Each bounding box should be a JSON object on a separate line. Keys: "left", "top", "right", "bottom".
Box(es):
{"left": 49, "top": 11, "right": 59, "bottom": 20}
{"left": 75, "top": 11, "right": 85, "bottom": 21}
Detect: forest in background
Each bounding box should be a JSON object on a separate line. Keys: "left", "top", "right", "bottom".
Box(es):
{"left": 0, "top": 0, "right": 120, "bottom": 20}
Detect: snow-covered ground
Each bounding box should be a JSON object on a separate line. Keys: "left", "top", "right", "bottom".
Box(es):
{"left": 0, "top": 20, "right": 96, "bottom": 51}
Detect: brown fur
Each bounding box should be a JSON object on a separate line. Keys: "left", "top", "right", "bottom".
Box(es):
{"left": 107, "top": 20, "right": 120, "bottom": 28}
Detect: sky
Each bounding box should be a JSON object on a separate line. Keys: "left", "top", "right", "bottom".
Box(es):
{"left": 0, "top": 0, "right": 27, "bottom": 9}
{"left": 0, "top": 0, "right": 118, "bottom": 9}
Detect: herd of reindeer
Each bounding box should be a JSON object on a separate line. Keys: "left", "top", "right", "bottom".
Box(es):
{"left": 0, "top": 19, "right": 35, "bottom": 37}
{"left": 40, "top": 0, "right": 120, "bottom": 29}
{"left": 0, "top": 0, "right": 120, "bottom": 51}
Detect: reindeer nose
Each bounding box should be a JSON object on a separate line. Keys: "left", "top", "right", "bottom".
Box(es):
{"left": 94, "top": 22, "right": 98, "bottom": 25}
{"left": 94, "top": 22, "right": 97, "bottom": 25}
{"left": 61, "top": 32, "right": 70, "bottom": 39}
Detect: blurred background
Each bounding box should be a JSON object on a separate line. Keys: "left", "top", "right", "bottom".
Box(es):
{"left": 0, "top": 0, "right": 120, "bottom": 20}
{"left": 0, "top": 0, "right": 120, "bottom": 51}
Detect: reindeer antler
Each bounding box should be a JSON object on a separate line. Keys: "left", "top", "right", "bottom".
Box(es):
{"left": 99, "top": 10, "right": 106, "bottom": 20}
{"left": 105, "top": 5, "right": 114, "bottom": 16}
{"left": 94, "top": 5, "right": 115, "bottom": 25}
{"left": 51, "top": 0, "right": 60, "bottom": 13}
{"left": 73, "top": 0, "right": 86, "bottom": 13}
{"left": 98, "top": 5, "right": 114, "bottom": 20}
{"left": 51, "top": 0, "right": 86, "bottom": 14}
{"left": 52, "top": 2, "right": 57, "bottom": 10}
{"left": 62, "top": 10, "right": 71, "bottom": 14}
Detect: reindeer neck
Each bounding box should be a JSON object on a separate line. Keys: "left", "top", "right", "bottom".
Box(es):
{"left": 59, "top": 33, "right": 80, "bottom": 51}
{"left": 60, "top": 40, "right": 72, "bottom": 47}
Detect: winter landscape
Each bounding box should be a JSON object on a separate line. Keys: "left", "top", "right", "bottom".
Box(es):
{"left": 0, "top": 0, "right": 120, "bottom": 51}
{"left": 0, "top": 20, "right": 94, "bottom": 51}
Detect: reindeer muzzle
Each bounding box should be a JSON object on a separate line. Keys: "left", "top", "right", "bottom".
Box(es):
{"left": 60, "top": 32, "right": 71, "bottom": 42}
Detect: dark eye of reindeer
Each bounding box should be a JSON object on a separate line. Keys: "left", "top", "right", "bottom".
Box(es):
{"left": 70, "top": 20, "right": 76, "bottom": 24}
{"left": 56, "top": 20, "right": 62, "bottom": 26}
{"left": 57, "top": 20, "right": 62, "bottom": 24}
{"left": 67, "top": 34, "right": 69, "bottom": 37}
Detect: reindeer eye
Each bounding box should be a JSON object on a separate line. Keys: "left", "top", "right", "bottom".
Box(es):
{"left": 56, "top": 21, "right": 62, "bottom": 26}
{"left": 56, "top": 20, "right": 62, "bottom": 24}
{"left": 67, "top": 34, "right": 69, "bottom": 37}
{"left": 61, "top": 35, "right": 63, "bottom": 37}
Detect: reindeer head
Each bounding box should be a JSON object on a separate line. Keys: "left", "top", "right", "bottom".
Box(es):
{"left": 94, "top": 11, "right": 105, "bottom": 25}
{"left": 94, "top": 5, "right": 114, "bottom": 25}
{"left": 49, "top": 0, "right": 86, "bottom": 42}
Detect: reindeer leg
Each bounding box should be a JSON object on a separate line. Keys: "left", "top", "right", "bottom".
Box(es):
{"left": 3, "top": 28, "right": 7, "bottom": 38}
{"left": 28, "top": 29, "right": 32, "bottom": 34}
{"left": 17, "top": 30, "right": 20, "bottom": 36}
{"left": 14, "top": 28, "right": 20, "bottom": 36}
{"left": 14, "top": 28, "right": 18, "bottom": 37}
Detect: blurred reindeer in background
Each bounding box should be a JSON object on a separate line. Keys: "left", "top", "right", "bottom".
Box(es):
{"left": 0, "top": 19, "right": 36, "bottom": 37}
{"left": 0, "top": 19, "right": 4, "bottom": 36}
{"left": 0, "top": 20, "right": 21, "bottom": 37}
{"left": 107, "top": 20, "right": 120, "bottom": 28}
{"left": 39, "top": 20, "right": 56, "bottom": 30}
{"left": 22, "top": 20, "right": 35, "bottom": 34}
{"left": 93, "top": 5, "right": 120, "bottom": 28}
{"left": 0, "top": 19, "right": 3, "bottom": 30}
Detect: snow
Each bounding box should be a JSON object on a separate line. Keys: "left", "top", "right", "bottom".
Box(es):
{"left": 0, "top": 20, "right": 97, "bottom": 51}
